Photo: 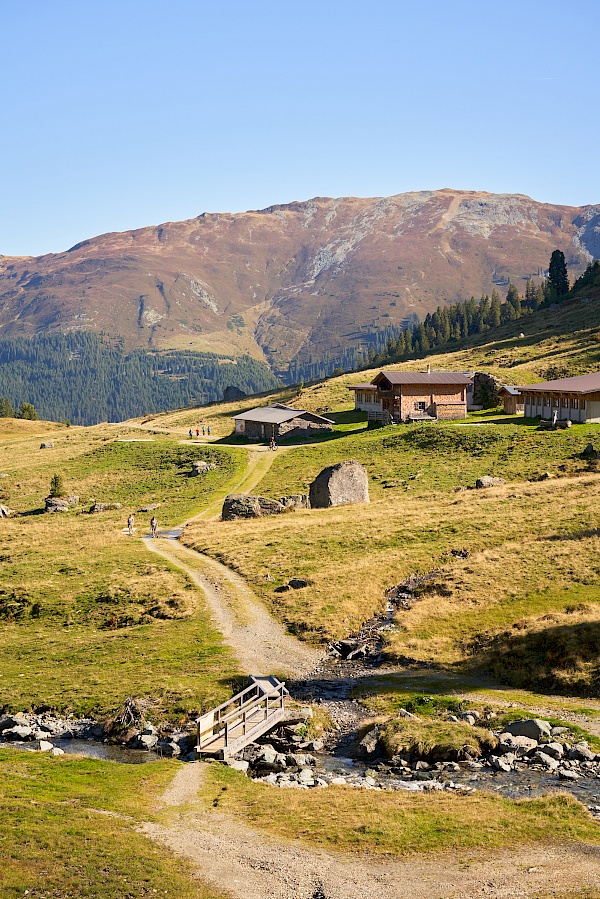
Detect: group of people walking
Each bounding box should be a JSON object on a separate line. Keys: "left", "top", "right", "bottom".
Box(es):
{"left": 127, "top": 514, "right": 158, "bottom": 538}
{"left": 189, "top": 425, "right": 211, "bottom": 439}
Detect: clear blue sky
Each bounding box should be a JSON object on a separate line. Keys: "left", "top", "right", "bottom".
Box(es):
{"left": 1, "top": 0, "right": 598, "bottom": 256}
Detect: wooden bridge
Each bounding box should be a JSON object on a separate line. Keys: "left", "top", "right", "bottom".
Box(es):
{"left": 195, "top": 675, "right": 288, "bottom": 759}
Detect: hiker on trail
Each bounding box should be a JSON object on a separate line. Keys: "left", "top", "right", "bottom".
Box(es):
{"left": 189, "top": 429, "right": 193, "bottom": 439}
{"left": 207, "top": 426, "right": 211, "bottom": 437}
{"left": 202, "top": 426, "right": 205, "bottom": 437}
{"left": 196, "top": 428, "right": 200, "bottom": 438}
{"left": 127, "top": 513, "right": 135, "bottom": 536}
{"left": 150, "top": 516, "right": 158, "bottom": 538}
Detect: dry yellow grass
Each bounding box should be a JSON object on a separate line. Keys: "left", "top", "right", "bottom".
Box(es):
{"left": 183, "top": 474, "right": 600, "bottom": 684}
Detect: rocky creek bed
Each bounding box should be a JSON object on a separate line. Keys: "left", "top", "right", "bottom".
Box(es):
{"left": 4, "top": 571, "right": 600, "bottom": 820}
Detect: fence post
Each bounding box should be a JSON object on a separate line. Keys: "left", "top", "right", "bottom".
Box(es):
{"left": 225, "top": 721, "right": 229, "bottom": 747}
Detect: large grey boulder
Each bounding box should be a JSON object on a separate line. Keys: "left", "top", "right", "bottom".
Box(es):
{"left": 45, "top": 497, "right": 70, "bottom": 513}
{"left": 222, "top": 494, "right": 284, "bottom": 520}
{"left": 309, "top": 461, "right": 369, "bottom": 509}
{"left": 502, "top": 719, "right": 552, "bottom": 741}
{"left": 475, "top": 476, "right": 506, "bottom": 489}
{"left": 497, "top": 733, "right": 538, "bottom": 755}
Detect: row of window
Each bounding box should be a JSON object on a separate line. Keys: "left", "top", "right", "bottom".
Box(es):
{"left": 523, "top": 395, "right": 585, "bottom": 409}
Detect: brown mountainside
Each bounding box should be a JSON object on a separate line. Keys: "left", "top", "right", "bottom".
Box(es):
{"left": 0, "top": 189, "right": 598, "bottom": 374}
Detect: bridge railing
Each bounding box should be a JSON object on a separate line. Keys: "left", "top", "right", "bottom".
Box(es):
{"left": 196, "top": 675, "right": 287, "bottom": 751}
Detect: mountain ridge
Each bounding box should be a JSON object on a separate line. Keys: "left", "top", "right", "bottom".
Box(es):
{"left": 0, "top": 188, "right": 598, "bottom": 376}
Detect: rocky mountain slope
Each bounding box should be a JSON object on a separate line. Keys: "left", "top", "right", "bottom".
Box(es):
{"left": 0, "top": 189, "right": 598, "bottom": 376}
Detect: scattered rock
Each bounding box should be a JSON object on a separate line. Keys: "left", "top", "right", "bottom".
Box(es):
{"left": 568, "top": 743, "right": 596, "bottom": 762}
{"left": 541, "top": 741, "right": 564, "bottom": 760}
{"left": 2, "top": 725, "right": 34, "bottom": 741}
{"left": 397, "top": 708, "right": 421, "bottom": 722}
{"left": 40, "top": 442, "right": 54, "bottom": 449}
{"left": 356, "top": 725, "right": 381, "bottom": 760}
{"left": 558, "top": 767, "right": 580, "bottom": 781}
{"left": 502, "top": 719, "right": 552, "bottom": 741}
{"left": 89, "top": 502, "right": 123, "bottom": 513}
{"left": 475, "top": 476, "right": 506, "bottom": 489}
{"left": 45, "top": 497, "right": 70, "bottom": 513}
{"left": 280, "top": 494, "right": 310, "bottom": 511}
{"left": 288, "top": 578, "right": 309, "bottom": 589}
{"left": 190, "top": 460, "right": 217, "bottom": 476}
{"left": 582, "top": 443, "right": 597, "bottom": 459}
{"left": 137, "top": 503, "right": 161, "bottom": 513}
{"left": 222, "top": 494, "right": 284, "bottom": 520}
{"left": 0, "top": 504, "right": 15, "bottom": 517}
{"left": 497, "top": 733, "right": 539, "bottom": 755}
{"left": 309, "top": 461, "right": 369, "bottom": 509}
{"left": 226, "top": 759, "right": 250, "bottom": 775}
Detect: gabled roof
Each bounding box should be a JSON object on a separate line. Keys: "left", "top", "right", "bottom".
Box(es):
{"left": 233, "top": 404, "right": 333, "bottom": 424}
{"left": 520, "top": 373, "right": 600, "bottom": 395}
{"left": 373, "top": 371, "right": 473, "bottom": 386}
{"left": 499, "top": 385, "right": 522, "bottom": 396}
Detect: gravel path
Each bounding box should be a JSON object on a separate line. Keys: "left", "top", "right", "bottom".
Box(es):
{"left": 143, "top": 764, "right": 600, "bottom": 899}
{"left": 146, "top": 539, "right": 320, "bottom": 678}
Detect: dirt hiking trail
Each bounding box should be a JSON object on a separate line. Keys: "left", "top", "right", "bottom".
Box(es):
{"left": 144, "top": 444, "right": 319, "bottom": 678}
{"left": 143, "top": 764, "right": 600, "bottom": 899}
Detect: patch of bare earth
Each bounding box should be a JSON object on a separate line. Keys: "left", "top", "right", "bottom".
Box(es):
{"left": 143, "top": 764, "right": 600, "bottom": 899}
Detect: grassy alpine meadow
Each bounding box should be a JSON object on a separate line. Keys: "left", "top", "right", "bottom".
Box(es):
{"left": 183, "top": 429, "right": 600, "bottom": 693}
{"left": 0, "top": 420, "right": 246, "bottom": 718}
{"left": 201, "top": 763, "right": 600, "bottom": 856}
{"left": 0, "top": 748, "right": 227, "bottom": 899}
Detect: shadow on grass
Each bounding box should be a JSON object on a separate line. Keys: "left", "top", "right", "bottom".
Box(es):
{"left": 466, "top": 619, "right": 600, "bottom": 698}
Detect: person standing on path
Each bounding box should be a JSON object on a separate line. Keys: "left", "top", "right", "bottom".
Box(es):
{"left": 127, "top": 513, "right": 135, "bottom": 536}
{"left": 196, "top": 428, "right": 200, "bottom": 438}
{"left": 150, "top": 515, "right": 158, "bottom": 538}
{"left": 207, "top": 425, "right": 211, "bottom": 437}
{"left": 202, "top": 425, "right": 205, "bottom": 437}
{"left": 189, "top": 428, "right": 193, "bottom": 439}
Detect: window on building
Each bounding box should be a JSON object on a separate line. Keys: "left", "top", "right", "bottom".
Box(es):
{"left": 561, "top": 397, "right": 569, "bottom": 407}
{"left": 581, "top": 399, "right": 586, "bottom": 409}
{"left": 414, "top": 401, "right": 426, "bottom": 411}
{"left": 572, "top": 398, "right": 579, "bottom": 409}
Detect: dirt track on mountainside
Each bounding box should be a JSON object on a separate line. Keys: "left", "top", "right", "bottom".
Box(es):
{"left": 143, "top": 763, "right": 600, "bottom": 899}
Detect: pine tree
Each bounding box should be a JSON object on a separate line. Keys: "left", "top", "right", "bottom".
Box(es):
{"left": 0, "top": 396, "right": 15, "bottom": 417}
{"left": 548, "top": 250, "right": 569, "bottom": 298}
{"left": 18, "top": 402, "right": 38, "bottom": 420}
{"left": 506, "top": 283, "right": 521, "bottom": 318}
{"left": 49, "top": 473, "right": 64, "bottom": 497}
{"left": 488, "top": 290, "right": 501, "bottom": 328}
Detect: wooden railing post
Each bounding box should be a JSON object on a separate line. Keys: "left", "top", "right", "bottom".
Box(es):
{"left": 225, "top": 721, "right": 229, "bottom": 747}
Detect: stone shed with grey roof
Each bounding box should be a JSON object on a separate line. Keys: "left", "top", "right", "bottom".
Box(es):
{"left": 233, "top": 404, "right": 334, "bottom": 440}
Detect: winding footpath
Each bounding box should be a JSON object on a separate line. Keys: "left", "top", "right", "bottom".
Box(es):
{"left": 139, "top": 443, "right": 600, "bottom": 899}
{"left": 144, "top": 445, "right": 319, "bottom": 678}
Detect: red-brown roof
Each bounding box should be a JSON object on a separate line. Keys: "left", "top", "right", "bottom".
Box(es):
{"left": 520, "top": 373, "right": 600, "bottom": 395}
{"left": 346, "top": 383, "right": 378, "bottom": 390}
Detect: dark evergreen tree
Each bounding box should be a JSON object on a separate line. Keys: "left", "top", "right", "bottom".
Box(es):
{"left": 0, "top": 396, "right": 15, "bottom": 417}
{"left": 548, "top": 249, "right": 569, "bottom": 298}
{"left": 18, "top": 402, "right": 38, "bottom": 420}
{"left": 49, "top": 474, "right": 64, "bottom": 497}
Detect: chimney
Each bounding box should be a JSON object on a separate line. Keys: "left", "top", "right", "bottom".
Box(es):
{"left": 427, "top": 363, "right": 431, "bottom": 373}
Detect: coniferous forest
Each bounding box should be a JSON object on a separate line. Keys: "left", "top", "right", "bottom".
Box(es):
{"left": 0, "top": 332, "right": 280, "bottom": 425}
